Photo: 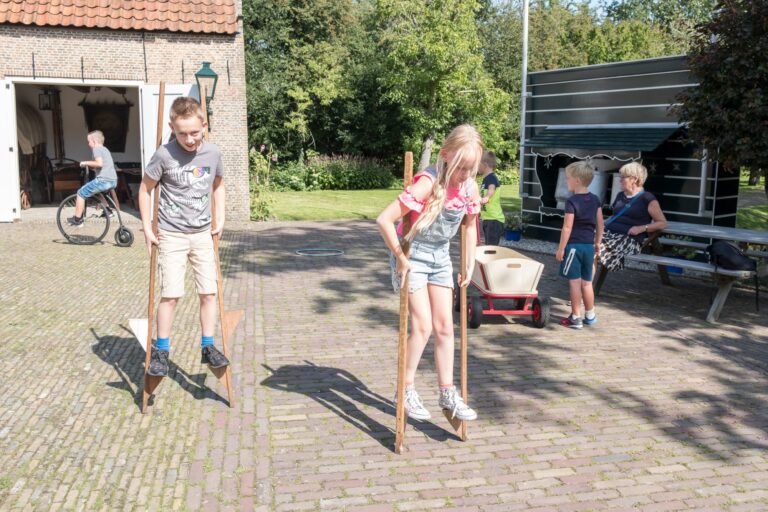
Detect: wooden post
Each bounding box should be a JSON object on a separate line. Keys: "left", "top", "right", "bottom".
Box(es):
{"left": 394, "top": 152, "right": 413, "bottom": 454}
{"left": 202, "top": 86, "right": 239, "bottom": 407}
{"left": 443, "top": 223, "right": 469, "bottom": 440}
{"left": 142, "top": 81, "right": 166, "bottom": 414}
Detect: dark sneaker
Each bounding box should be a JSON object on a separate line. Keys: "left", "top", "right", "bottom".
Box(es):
{"left": 201, "top": 345, "right": 230, "bottom": 368}
{"left": 99, "top": 210, "right": 116, "bottom": 219}
{"left": 67, "top": 215, "right": 84, "bottom": 227}
{"left": 559, "top": 315, "right": 583, "bottom": 329}
{"left": 583, "top": 314, "right": 598, "bottom": 326}
{"left": 148, "top": 347, "right": 169, "bottom": 377}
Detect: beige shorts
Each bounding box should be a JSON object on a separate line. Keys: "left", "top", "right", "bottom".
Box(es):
{"left": 158, "top": 229, "right": 217, "bottom": 298}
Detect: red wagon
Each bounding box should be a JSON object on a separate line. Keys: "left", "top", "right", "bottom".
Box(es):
{"left": 455, "top": 246, "right": 551, "bottom": 329}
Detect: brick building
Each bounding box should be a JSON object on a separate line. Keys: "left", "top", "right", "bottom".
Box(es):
{"left": 0, "top": 0, "right": 249, "bottom": 222}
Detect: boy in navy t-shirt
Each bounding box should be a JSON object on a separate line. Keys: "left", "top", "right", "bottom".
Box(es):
{"left": 555, "top": 161, "right": 604, "bottom": 329}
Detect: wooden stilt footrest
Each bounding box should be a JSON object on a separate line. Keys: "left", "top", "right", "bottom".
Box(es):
{"left": 442, "top": 410, "right": 468, "bottom": 441}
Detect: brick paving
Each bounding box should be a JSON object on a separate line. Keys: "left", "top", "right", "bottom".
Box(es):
{"left": 1, "top": 219, "right": 767, "bottom": 511}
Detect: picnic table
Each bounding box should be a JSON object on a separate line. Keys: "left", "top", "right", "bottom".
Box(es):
{"left": 595, "top": 221, "right": 768, "bottom": 323}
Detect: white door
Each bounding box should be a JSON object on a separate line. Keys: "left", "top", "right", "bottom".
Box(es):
{"left": 139, "top": 84, "right": 197, "bottom": 170}
{"left": 0, "top": 80, "right": 20, "bottom": 222}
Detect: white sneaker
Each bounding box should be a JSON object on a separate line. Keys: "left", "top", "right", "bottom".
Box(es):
{"left": 395, "top": 386, "right": 431, "bottom": 421}
{"left": 438, "top": 386, "right": 477, "bottom": 421}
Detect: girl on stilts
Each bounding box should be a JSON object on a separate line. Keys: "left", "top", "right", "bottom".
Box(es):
{"left": 377, "top": 124, "right": 483, "bottom": 421}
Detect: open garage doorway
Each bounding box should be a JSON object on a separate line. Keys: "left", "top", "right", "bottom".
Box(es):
{"left": 0, "top": 79, "right": 194, "bottom": 222}
{"left": 12, "top": 82, "right": 143, "bottom": 221}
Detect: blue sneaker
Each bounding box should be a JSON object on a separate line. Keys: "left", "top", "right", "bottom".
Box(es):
{"left": 583, "top": 314, "right": 597, "bottom": 326}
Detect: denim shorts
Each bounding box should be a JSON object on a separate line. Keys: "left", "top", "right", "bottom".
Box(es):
{"left": 390, "top": 241, "right": 454, "bottom": 293}
{"left": 559, "top": 243, "right": 595, "bottom": 281}
{"left": 77, "top": 178, "right": 117, "bottom": 199}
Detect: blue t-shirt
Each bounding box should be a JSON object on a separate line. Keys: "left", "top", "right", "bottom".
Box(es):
{"left": 481, "top": 173, "right": 500, "bottom": 190}
{"left": 565, "top": 192, "right": 600, "bottom": 244}
{"left": 608, "top": 191, "right": 656, "bottom": 241}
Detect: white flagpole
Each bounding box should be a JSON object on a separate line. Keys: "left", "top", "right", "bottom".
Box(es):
{"left": 518, "top": 0, "right": 530, "bottom": 198}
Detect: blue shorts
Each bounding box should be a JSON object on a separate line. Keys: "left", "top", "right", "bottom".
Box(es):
{"left": 77, "top": 178, "right": 117, "bottom": 199}
{"left": 390, "top": 241, "right": 454, "bottom": 293}
{"left": 559, "top": 243, "right": 595, "bottom": 281}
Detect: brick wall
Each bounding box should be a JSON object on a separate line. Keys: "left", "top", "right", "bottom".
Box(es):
{"left": 0, "top": 11, "right": 250, "bottom": 221}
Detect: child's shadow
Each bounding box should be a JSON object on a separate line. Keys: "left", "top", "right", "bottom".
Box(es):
{"left": 260, "top": 361, "right": 459, "bottom": 452}
{"left": 91, "top": 327, "right": 228, "bottom": 411}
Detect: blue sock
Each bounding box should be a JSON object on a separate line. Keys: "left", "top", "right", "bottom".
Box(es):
{"left": 201, "top": 336, "right": 214, "bottom": 349}
{"left": 156, "top": 337, "right": 170, "bottom": 352}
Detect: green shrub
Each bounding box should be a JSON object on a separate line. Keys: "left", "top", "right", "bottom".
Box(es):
{"left": 268, "top": 154, "right": 395, "bottom": 191}
{"left": 306, "top": 155, "right": 395, "bottom": 190}
{"left": 271, "top": 162, "right": 308, "bottom": 191}
{"left": 248, "top": 148, "right": 274, "bottom": 220}
{"left": 495, "top": 162, "right": 519, "bottom": 187}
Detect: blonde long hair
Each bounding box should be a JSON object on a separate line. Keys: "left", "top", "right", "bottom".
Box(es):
{"left": 406, "top": 125, "right": 483, "bottom": 241}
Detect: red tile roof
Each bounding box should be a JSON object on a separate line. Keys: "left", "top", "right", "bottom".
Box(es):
{"left": 0, "top": 0, "right": 238, "bottom": 35}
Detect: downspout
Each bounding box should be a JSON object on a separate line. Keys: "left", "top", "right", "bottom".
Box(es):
{"left": 698, "top": 148, "right": 708, "bottom": 217}
{"left": 518, "top": 0, "right": 530, "bottom": 200}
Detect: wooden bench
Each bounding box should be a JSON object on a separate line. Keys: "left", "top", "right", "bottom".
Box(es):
{"left": 595, "top": 252, "right": 760, "bottom": 324}
{"left": 658, "top": 237, "right": 768, "bottom": 259}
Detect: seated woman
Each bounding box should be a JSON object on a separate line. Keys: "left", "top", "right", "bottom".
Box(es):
{"left": 599, "top": 162, "right": 667, "bottom": 271}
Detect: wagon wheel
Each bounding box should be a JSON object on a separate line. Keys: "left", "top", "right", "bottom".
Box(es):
{"left": 468, "top": 296, "right": 483, "bottom": 329}
{"left": 532, "top": 297, "right": 550, "bottom": 328}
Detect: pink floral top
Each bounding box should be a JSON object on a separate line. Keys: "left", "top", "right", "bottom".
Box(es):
{"left": 396, "top": 171, "right": 480, "bottom": 236}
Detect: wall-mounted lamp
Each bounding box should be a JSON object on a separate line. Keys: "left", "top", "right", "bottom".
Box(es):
{"left": 38, "top": 89, "right": 55, "bottom": 110}
{"left": 194, "top": 62, "right": 218, "bottom": 130}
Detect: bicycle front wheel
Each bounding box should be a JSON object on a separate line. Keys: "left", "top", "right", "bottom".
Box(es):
{"left": 56, "top": 194, "right": 110, "bottom": 245}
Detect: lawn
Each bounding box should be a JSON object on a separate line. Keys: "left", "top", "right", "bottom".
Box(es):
{"left": 740, "top": 170, "right": 766, "bottom": 192}
{"left": 269, "top": 185, "right": 764, "bottom": 232}
{"left": 270, "top": 185, "right": 522, "bottom": 221}
{"left": 737, "top": 204, "right": 768, "bottom": 231}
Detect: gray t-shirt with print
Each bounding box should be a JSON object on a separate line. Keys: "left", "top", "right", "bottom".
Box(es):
{"left": 93, "top": 146, "right": 117, "bottom": 181}
{"left": 144, "top": 140, "right": 224, "bottom": 233}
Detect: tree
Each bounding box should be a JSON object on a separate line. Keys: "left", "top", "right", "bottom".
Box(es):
{"left": 478, "top": 2, "right": 523, "bottom": 165}
{"left": 676, "top": 0, "right": 768, "bottom": 197}
{"left": 243, "top": 0, "right": 362, "bottom": 158}
{"left": 376, "top": 0, "right": 510, "bottom": 169}
{"left": 603, "top": 0, "right": 716, "bottom": 51}
{"left": 527, "top": 0, "right": 677, "bottom": 70}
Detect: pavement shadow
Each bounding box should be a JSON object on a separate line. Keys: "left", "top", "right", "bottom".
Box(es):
{"left": 465, "top": 327, "right": 768, "bottom": 461}
{"left": 260, "top": 361, "right": 460, "bottom": 452}
{"left": 220, "top": 221, "right": 768, "bottom": 460}
{"left": 90, "top": 327, "right": 228, "bottom": 411}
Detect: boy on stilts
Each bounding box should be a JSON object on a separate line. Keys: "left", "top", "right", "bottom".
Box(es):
{"left": 138, "top": 96, "right": 229, "bottom": 377}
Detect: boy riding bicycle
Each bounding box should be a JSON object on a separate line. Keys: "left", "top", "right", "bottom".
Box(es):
{"left": 67, "top": 130, "right": 117, "bottom": 226}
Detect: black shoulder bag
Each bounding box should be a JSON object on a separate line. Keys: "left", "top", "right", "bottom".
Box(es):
{"left": 706, "top": 240, "right": 759, "bottom": 311}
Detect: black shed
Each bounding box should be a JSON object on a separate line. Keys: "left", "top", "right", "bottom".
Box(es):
{"left": 519, "top": 55, "right": 738, "bottom": 242}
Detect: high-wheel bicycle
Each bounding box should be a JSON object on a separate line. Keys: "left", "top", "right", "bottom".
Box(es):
{"left": 56, "top": 169, "right": 135, "bottom": 247}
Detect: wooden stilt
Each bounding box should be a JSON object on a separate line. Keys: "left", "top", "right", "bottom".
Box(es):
{"left": 208, "top": 206, "right": 240, "bottom": 407}
{"left": 394, "top": 152, "right": 413, "bottom": 454}
{"left": 202, "top": 88, "right": 241, "bottom": 407}
{"left": 142, "top": 81, "right": 166, "bottom": 414}
{"left": 443, "top": 223, "right": 469, "bottom": 440}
